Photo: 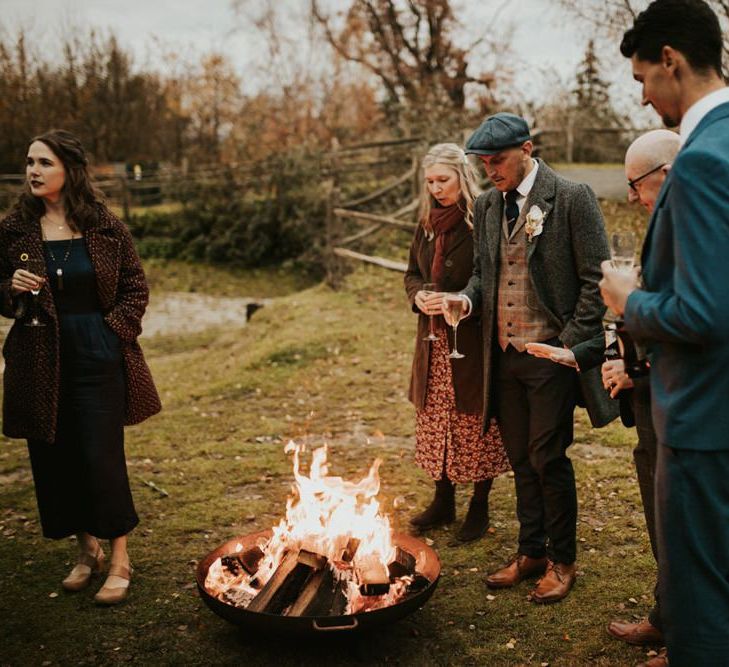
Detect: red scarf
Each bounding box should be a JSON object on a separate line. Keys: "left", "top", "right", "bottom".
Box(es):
{"left": 429, "top": 202, "right": 464, "bottom": 286}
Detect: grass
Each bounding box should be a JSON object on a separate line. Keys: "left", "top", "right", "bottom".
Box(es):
{"left": 0, "top": 206, "right": 658, "bottom": 666}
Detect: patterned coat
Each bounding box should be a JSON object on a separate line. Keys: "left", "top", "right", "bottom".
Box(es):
{"left": 462, "top": 160, "right": 618, "bottom": 429}
{"left": 0, "top": 204, "right": 161, "bottom": 442}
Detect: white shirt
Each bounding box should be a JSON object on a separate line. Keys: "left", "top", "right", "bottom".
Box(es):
{"left": 462, "top": 159, "right": 540, "bottom": 315}
{"left": 502, "top": 158, "right": 540, "bottom": 216}
{"left": 680, "top": 86, "right": 729, "bottom": 145}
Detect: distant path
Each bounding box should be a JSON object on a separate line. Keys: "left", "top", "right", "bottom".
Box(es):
{"left": 554, "top": 165, "right": 627, "bottom": 201}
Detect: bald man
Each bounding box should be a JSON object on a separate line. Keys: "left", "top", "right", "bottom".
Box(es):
{"left": 526, "top": 130, "right": 680, "bottom": 649}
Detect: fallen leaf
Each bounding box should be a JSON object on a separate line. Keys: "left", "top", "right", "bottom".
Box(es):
{"left": 48, "top": 592, "right": 58, "bottom": 599}
{"left": 506, "top": 638, "right": 516, "bottom": 649}
{"left": 486, "top": 594, "right": 496, "bottom": 601}
{"left": 468, "top": 624, "right": 475, "bottom": 630}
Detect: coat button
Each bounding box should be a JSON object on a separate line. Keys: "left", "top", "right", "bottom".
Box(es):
{"left": 507, "top": 302, "right": 514, "bottom": 307}
{"left": 507, "top": 333, "right": 513, "bottom": 338}
{"left": 508, "top": 280, "right": 515, "bottom": 286}
{"left": 445, "top": 259, "right": 453, "bottom": 267}
{"left": 508, "top": 261, "right": 515, "bottom": 265}
{"left": 507, "top": 322, "right": 512, "bottom": 327}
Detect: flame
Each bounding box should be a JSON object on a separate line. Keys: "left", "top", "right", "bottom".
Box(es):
{"left": 205, "top": 440, "right": 404, "bottom": 614}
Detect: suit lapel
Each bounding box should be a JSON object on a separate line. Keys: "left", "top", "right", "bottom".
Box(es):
{"left": 524, "top": 161, "right": 556, "bottom": 263}
{"left": 485, "top": 192, "right": 502, "bottom": 263}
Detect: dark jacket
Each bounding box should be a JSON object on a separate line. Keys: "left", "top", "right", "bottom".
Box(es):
{"left": 462, "top": 160, "right": 618, "bottom": 429}
{"left": 0, "top": 204, "right": 161, "bottom": 442}
{"left": 404, "top": 218, "right": 483, "bottom": 414}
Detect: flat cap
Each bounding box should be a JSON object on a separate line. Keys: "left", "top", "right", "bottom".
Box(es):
{"left": 465, "top": 112, "right": 531, "bottom": 156}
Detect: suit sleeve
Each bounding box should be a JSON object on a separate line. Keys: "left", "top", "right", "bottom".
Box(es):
{"left": 625, "top": 148, "right": 729, "bottom": 344}
{"left": 461, "top": 195, "right": 487, "bottom": 314}
{"left": 560, "top": 184, "right": 609, "bottom": 348}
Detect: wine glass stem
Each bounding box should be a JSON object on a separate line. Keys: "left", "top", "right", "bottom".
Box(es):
{"left": 452, "top": 324, "right": 459, "bottom": 354}
{"left": 428, "top": 315, "right": 435, "bottom": 337}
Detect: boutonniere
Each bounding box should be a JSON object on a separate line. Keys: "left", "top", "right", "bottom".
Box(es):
{"left": 524, "top": 205, "right": 545, "bottom": 242}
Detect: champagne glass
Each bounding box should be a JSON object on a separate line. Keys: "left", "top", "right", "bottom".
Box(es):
{"left": 422, "top": 282, "right": 439, "bottom": 341}
{"left": 24, "top": 258, "right": 46, "bottom": 327}
{"left": 443, "top": 294, "right": 466, "bottom": 359}
{"left": 610, "top": 232, "right": 637, "bottom": 272}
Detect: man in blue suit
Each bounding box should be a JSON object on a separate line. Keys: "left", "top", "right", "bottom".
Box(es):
{"left": 601, "top": 1, "right": 729, "bottom": 665}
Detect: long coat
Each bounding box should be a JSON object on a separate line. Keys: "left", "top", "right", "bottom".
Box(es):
{"left": 404, "top": 218, "right": 484, "bottom": 415}
{"left": 462, "top": 159, "right": 618, "bottom": 429}
{"left": 0, "top": 204, "right": 162, "bottom": 443}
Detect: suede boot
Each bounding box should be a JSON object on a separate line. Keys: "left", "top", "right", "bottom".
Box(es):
{"left": 456, "top": 479, "right": 492, "bottom": 542}
{"left": 409, "top": 478, "right": 455, "bottom": 529}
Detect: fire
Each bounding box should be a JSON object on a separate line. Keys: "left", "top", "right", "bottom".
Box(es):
{"left": 205, "top": 440, "right": 414, "bottom": 615}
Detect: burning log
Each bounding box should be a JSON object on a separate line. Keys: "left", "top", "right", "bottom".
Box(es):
{"left": 221, "top": 545, "right": 264, "bottom": 577}
{"left": 286, "top": 567, "right": 336, "bottom": 616}
{"left": 247, "top": 549, "right": 327, "bottom": 615}
{"left": 356, "top": 554, "right": 391, "bottom": 596}
{"left": 387, "top": 546, "right": 416, "bottom": 580}
{"left": 340, "top": 537, "right": 360, "bottom": 563}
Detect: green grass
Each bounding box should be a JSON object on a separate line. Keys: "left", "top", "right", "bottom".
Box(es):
{"left": 0, "top": 209, "right": 657, "bottom": 666}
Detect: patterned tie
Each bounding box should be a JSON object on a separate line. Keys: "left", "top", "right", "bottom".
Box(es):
{"left": 505, "top": 189, "right": 520, "bottom": 236}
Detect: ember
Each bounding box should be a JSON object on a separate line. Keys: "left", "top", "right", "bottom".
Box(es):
{"left": 204, "top": 441, "right": 430, "bottom": 618}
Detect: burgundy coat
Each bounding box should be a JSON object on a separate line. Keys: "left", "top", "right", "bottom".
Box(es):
{"left": 404, "top": 219, "right": 484, "bottom": 415}
{"left": 0, "top": 205, "right": 161, "bottom": 443}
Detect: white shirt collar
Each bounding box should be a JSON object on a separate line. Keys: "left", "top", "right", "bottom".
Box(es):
{"left": 680, "top": 86, "right": 729, "bottom": 145}
{"left": 503, "top": 158, "right": 539, "bottom": 200}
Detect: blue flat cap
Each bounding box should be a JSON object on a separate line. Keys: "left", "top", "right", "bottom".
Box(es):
{"left": 465, "top": 112, "right": 531, "bottom": 156}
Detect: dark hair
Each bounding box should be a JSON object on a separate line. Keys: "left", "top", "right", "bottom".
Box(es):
{"left": 17, "top": 129, "right": 104, "bottom": 231}
{"left": 620, "top": 0, "right": 723, "bottom": 75}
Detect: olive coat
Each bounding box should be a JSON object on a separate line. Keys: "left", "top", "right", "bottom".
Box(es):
{"left": 404, "top": 219, "right": 484, "bottom": 415}
{"left": 0, "top": 204, "right": 161, "bottom": 443}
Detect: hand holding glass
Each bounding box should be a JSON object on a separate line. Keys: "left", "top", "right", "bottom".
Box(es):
{"left": 421, "top": 282, "right": 439, "bottom": 341}
{"left": 610, "top": 232, "right": 637, "bottom": 272}
{"left": 24, "top": 259, "right": 46, "bottom": 327}
{"left": 443, "top": 294, "right": 466, "bottom": 359}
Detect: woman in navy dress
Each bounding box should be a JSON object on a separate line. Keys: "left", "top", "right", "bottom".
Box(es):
{"left": 0, "top": 130, "right": 161, "bottom": 605}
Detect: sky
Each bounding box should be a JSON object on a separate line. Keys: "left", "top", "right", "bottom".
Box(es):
{"left": 1, "top": 0, "right": 649, "bottom": 120}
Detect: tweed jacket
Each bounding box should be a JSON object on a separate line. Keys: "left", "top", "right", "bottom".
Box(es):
{"left": 625, "top": 102, "right": 729, "bottom": 451}
{"left": 404, "top": 219, "right": 483, "bottom": 414}
{"left": 462, "top": 159, "right": 617, "bottom": 429}
{"left": 0, "top": 204, "right": 162, "bottom": 442}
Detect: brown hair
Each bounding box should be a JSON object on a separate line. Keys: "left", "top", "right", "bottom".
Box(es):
{"left": 17, "top": 129, "right": 104, "bottom": 231}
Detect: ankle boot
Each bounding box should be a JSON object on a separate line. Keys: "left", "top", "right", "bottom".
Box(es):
{"left": 409, "top": 478, "right": 455, "bottom": 529}
{"left": 456, "top": 479, "right": 492, "bottom": 542}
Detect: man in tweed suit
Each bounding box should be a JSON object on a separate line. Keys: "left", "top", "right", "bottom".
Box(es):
{"left": 459, "top": 113, "right": 616, "bottom": 603}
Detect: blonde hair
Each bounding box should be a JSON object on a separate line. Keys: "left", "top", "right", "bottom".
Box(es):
{"left": 418, "top": 143, "right": 481, "bottom": 236}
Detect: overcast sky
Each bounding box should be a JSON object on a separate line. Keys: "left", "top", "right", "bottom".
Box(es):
{"left": 2, "top": 0, "right": 648, "bottom": 119}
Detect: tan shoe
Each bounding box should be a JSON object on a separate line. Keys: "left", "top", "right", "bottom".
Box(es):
{"left": 608, "top": 618, "right": 663, "bottom": 645}
{"left": 94, "top": 563, "right": 133, "bottom": 605}
{"left": 637, "top": 648, "right": 668, "bottom": 667}
{"left": 62, "top": 547, "right": 105, "bottom": 592}
{"left": 530, "top": 561, "right": 576, "bottom": 603}
{"left": 486, "top": 555, "right": 548, "bottom": 589}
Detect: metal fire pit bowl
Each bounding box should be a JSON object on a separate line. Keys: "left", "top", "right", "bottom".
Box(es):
{"left": 196, "top": 529, "right": 441, "bottom": 636}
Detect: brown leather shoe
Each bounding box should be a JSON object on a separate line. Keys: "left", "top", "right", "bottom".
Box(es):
{"left": 637, "top": 648, "right": 668, "bottom": 667}
{"left": 530, "top": 561, "right": 576, "bottom": 603}
{"left": 608, "top": 618, "right": 663, "bottom": 645}
{"left": 486, "top": 555, "right": 548, "bottom": 589}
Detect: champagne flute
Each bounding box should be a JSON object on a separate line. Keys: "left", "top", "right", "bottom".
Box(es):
{"left": 24, "top": 258, "right": 46, "bottom": 327}
{"left": 443, "top": 294, "right": 466, "bottom": 359}
{"left": 422, "top": 282, "right": 439, "bottom": 341}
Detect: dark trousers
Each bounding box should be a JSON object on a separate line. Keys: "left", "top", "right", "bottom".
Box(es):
{"left": 656, "top": 444, "right": 729, "bottom": 665}
{"left": 630, "top": 378, "right": 661, "bottom": 630}
{"left": 496, "top": 344, "right": 578, "bottom": 564}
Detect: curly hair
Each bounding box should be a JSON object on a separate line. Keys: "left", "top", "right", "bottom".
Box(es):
{"left": 620, "top": 0, "right": 723, "bottom": 76}
{"left": 16, "top": 129, "right": 104, "bottom": 231}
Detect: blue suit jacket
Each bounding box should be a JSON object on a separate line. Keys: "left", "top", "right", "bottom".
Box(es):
{"left": 625, "top": 101, "right": 729, "bottom": 451}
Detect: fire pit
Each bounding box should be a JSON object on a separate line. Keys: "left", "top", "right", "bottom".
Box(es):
{"left": 196, "top": 442, "right": 441, "bottom": 635}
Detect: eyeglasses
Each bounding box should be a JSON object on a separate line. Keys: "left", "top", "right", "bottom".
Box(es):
{"left": 628, "top": 164, "right": 666, "bottom": 192}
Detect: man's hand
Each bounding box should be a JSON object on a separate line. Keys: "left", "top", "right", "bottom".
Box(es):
{"left": 599, "top": 260, "right": 640, "bottom": 316}
{"left": 601, "top": 359, "right": 634, "bottom": 398}
{"left": 525, "top": 342, "right": 578, "bottom": 369}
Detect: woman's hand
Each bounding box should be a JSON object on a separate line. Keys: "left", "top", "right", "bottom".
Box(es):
{"left": 601, "top": 359, "right": 634, "bottom": 398}
{"left": 525, "top": 342, "right": 579, "bottom": 369}
{"left": 11, "top": 269, "right": 44, "bottom": 295}
{"left": 414, "top": 290, "right": 445, "bottom": 316}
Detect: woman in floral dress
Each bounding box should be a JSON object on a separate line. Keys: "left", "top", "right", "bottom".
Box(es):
{"left": 404, "top": 143, "right": 509, "bottom": 542}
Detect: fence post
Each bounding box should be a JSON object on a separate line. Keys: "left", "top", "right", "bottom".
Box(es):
{"left": 119, "top": 176, "right": 131, "bottom": 222}
{"left": 410, "top": 153, "right": 421, "bottom": 202}
{"left": 565, "top": 116, "right": 575, "bottom": 164}
{"left": 325, "top": 180, "right": 346, "bottom": 289}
